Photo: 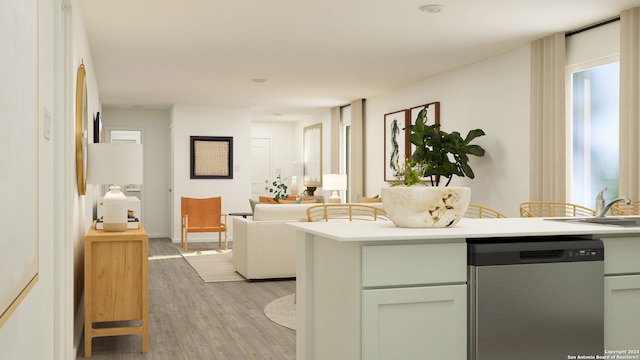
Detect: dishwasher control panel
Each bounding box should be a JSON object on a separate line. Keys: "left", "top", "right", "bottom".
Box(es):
{"left": 568, "top": 247, "right": 604, "bottom": 260}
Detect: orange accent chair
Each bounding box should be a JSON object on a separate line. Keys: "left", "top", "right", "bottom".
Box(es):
{"left": 181, "top": 197, "right": 228, "bottom": 252}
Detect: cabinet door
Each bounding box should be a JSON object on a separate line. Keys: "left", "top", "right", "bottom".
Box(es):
{"left": 605, "top": 275, "right": 640, "bottom": 350}
{"left": 362, "top": 285, "right": 466, "bottom": 360}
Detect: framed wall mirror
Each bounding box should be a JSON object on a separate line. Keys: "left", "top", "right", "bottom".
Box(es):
{"left": 303, "top": 123, "right": 322, "bottom": 187}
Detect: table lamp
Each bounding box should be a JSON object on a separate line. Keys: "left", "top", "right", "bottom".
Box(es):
{"left": 323, "top": 174, "right": 347, "bottom": 203}
{"left": 87, "top": 143, "right": 143, "bottom": 231}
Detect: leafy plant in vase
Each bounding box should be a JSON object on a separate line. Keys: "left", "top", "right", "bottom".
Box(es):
{"left": 269, "top": 175, "right": 289, "bottom": 202}
{"left": 382, "top": 104, "right": 487, "bottom": 228}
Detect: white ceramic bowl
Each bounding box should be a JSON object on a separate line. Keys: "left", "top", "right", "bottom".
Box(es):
{"left": 381, "top": 186, "right": 471, "bottom": 228}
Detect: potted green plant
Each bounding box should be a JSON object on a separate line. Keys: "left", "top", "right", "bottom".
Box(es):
{"left": 406, "top": 105, "right": 486, "bottom": 186}
{"left": 390, "top": 159, "right": 427, "bottom": 187}
{"left": 269, "top": 175, "right": 289, "bottom": 202}
{"left": 382, "top": 104, "right": 486, "bottom": 228}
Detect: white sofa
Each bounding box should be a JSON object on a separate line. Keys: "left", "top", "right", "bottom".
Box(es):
{"left": 232, "top": 203, "right": 316, "bottom": 279}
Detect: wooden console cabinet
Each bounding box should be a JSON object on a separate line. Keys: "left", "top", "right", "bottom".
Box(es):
{"left": 84, "top": 221, "right": 149, "bottom": 357}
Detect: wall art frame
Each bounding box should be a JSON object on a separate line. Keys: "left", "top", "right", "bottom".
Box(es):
{"left": 408, "top": 101, "right": 441, "bottom": 154}
{"left": 0, "top": 0, "right": 39, "bottom": 328}
{"left": 190, "top": 136, "right": 234, "bottom": 179}
{"left": 383, "top": 109, "right": 410, "bottom": 182}
{"left": 303, "top": 123, "right": 322, "bottom": 187}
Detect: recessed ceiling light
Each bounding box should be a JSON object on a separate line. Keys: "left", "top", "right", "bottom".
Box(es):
{"left": 252, "top": 78, "right": 267, "bottom": 83}
{"left": 419, "top": 4, "right": 443, "bottom": 13}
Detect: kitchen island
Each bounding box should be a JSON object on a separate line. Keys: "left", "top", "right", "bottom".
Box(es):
{"left": 290, "top": 217, "right": 640, "bottom": 360}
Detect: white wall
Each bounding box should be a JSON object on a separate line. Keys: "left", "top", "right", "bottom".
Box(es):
{"left": 0, "top": 0, "right": 55, "bottom": 359}
{"left": 362, "top": 46, "right": 532, "bottom": 217}
{"left": 171, "top": 105, "right": 252, "bottom": 242}
{"left": 101, "top": 107, "right": 171, "bottom": 238}
{"left": 0, "top": 0, "right": 93, "bottom": 358}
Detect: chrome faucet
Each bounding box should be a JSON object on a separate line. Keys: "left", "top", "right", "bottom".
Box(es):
{"left": 595, "top": 195, "right": 632, "bottom": 218}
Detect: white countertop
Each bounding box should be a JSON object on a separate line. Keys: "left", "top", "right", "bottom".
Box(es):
{"left": 288, "top": 217, "right": 640, "bottom": 242}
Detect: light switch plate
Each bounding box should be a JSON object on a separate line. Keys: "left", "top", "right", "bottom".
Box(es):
{"left": 43, "top": 107, "right": 51, "bottom": 140}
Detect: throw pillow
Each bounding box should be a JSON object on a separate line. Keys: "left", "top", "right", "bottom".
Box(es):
{"left": 249, "top": 199, "right": 259, "bottom": 215}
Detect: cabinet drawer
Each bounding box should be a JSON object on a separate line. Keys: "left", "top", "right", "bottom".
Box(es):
{"left": 602, "top": 237, "right": 640, "bottom": 275}
{"left": 362, "top": 243, "right": 466, "bottom": 288}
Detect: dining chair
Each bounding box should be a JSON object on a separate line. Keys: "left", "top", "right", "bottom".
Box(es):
{"left": 181, "top": 196, "right": 228, "bottom": 252}
{"left": 611, "top": 200, "right": 640, "bottom": 215}
{"left": 519, "top": 201, "right": 595, "bottom": 218}
{"left": 306, "top": 203, "right": 389, "bottom": 222}
{"left": 464, "top": 203, "right": 507, "bottom": 218}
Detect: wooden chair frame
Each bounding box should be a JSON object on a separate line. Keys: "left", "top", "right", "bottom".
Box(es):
{"left": 464, "top": 203, "right": 507, "bottom": 219}
{"left": 181, "top": 197, "right": 228, "bottom": 252}
{"left": 611, "top": 200, "right": 640, "bottom": 216}
{"left": 519, "top": 201, "right": 595, "bottom": 218}
{"left": 306, "top": 203, "right": 389, "bottom": 222}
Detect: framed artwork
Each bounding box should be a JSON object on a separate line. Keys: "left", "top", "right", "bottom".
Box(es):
{"left": 408, "top": 101, "right": 441, "bottom": 154}
{"left": 303, "top": 123, "right": 322, "bottom": 187}
{"left": 190, "top": 136, "right": 233, "bottom": 179}
{"left": 383, "top": 109, "right": 410, "bottom": 182}
{"left": 0, "top": 0, "right": 39, "bottom": 328}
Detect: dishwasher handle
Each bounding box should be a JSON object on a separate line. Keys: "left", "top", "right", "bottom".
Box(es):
{"left": 519, "top": 249, "right": 564, "bottom": 261}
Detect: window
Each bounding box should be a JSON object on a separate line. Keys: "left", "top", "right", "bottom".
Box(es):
{"left": 568, "top": 60, "right": 619, "bottom": 208}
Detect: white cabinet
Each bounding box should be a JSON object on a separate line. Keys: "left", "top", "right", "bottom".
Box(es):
{"left": 361, "top": 243, "right": 467, "bottom": 360}
{"left": 604, "top": 275, "right": 640, "bottom": 349}
{"left": 362, "top": 285, "right": 466, "bottom": 360}
{"left": 602, "top": 236, "right": 640, "bottom": 350}
{"left": 296, "top": 235, "right": 467, "bottom": 360}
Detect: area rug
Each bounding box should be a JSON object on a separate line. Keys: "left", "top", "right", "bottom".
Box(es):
{"left": 264, "top": 294, "right": 296, "bottom": 330}
{"left": 180, "top": 248, "right": 246, "bottom": 283}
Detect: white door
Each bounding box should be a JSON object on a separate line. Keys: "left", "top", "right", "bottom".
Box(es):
{"left": 251, "top": 138, "right": 271, "bottom": 199}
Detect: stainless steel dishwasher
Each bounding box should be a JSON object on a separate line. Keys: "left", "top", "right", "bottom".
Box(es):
{"left": 468, "top": 237, "right": 604, "bottom": 360}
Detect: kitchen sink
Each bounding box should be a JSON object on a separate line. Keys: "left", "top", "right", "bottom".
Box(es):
{"left": 545, "top": 216, "right": 640, "bottom": 227}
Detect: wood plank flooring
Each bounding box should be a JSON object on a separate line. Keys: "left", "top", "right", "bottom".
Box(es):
{"left": 77, "top": 238, "right": 296, "bottom": 359}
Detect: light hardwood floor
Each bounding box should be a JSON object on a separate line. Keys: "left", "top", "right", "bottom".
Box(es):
{"left": 77, "top": 238, "right": 296, "bottom": 359}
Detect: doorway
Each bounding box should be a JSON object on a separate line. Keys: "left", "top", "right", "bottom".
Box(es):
{"left": 251, "top": 138, "right": 271, "bottom": 199}
{"left": 103, "top": 129, "right": 144, "bottom": 223}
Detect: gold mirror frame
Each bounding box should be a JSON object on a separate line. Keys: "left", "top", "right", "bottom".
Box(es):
{"left": 75, "top": 63, "right": 88, "bottom": 195}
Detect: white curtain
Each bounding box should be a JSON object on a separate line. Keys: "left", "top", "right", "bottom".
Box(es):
{"left": 530, "top": 33, "right": 566, "bottom": 201}
{"left": 619, "top": 7, "right": 640, "bottom": 199}
{"left": 349, "top": 99, "right": 364, "bottom": 202}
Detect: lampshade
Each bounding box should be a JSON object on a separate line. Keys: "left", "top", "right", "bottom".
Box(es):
{"left": 323, "top": 174, "right": 347, "bottom": 191}
{"left": 87, "top": 143, "right": 143, "bottom": 185}
{"left": 323, "top": 174, "right": 347, "bottom": 203}
{"left": 87, "top": 143, "right": 143, "bottom": 231}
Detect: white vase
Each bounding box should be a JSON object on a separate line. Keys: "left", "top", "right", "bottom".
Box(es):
{"left": 102, "top": 185, "right": 128, "bottom": 231}
{"left": 381, "top": 186, "right": 471, "bottom": 228}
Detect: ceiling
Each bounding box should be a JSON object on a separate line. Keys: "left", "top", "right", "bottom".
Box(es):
{"left": 79, "top": 0, "right": 640, "bottom": 122}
